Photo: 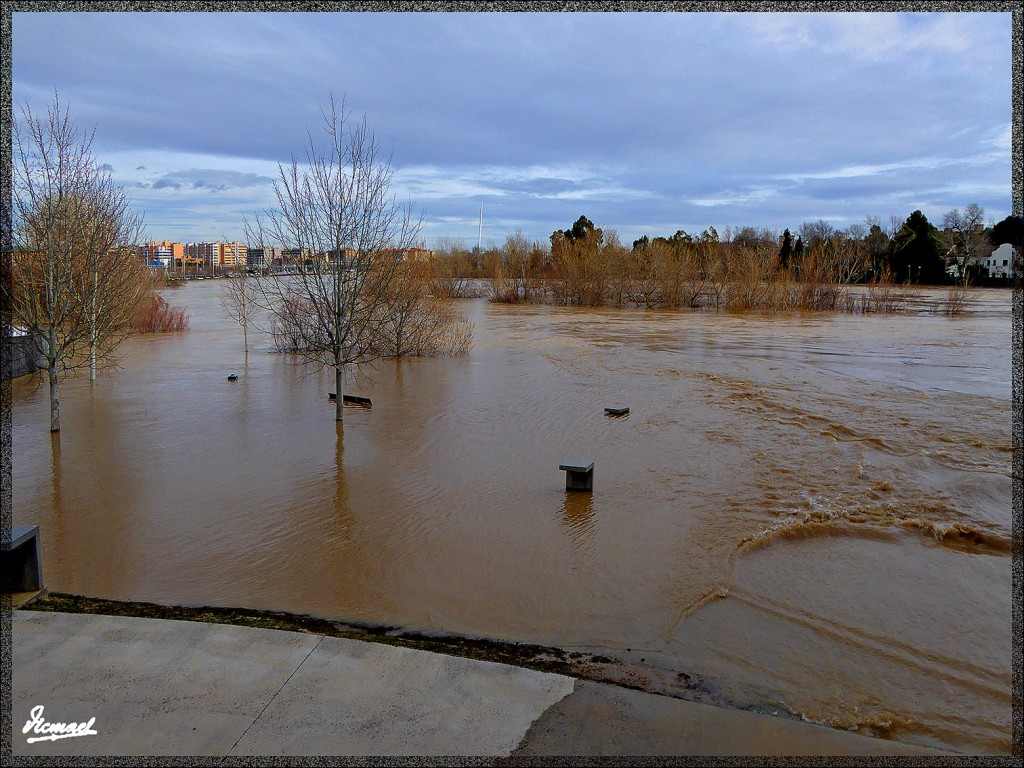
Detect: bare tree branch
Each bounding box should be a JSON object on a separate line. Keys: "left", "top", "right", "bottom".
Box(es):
{"left": 5, "top": 94, "right": 149, "bottom": 431}
{"left": 245, "top": 95, "right": 438, "bottom": 421}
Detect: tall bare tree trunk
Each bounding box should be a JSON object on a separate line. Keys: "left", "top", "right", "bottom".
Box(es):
{"left": 242, "top": 294, "right": 249, "bottom": 354}
{"left": 334, "top": 262, "right": 344, "bottom": 422}
{"left": 48, "top": 328, "right": 60, "bottom": 432}
{"left": 240, "top": 270, "right": 249, "bottom": 353}
{"left": 89, "top": 268, "right": 98, "bottom": 381}
{"left": 335, "top": 364, "right": 345, "bottom": 421}
{"left": 50, "top": 430, "right": 66, "bottom": 517}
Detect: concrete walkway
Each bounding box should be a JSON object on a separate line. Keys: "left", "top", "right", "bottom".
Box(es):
{"left": 11, "top": 611, "right": 945, "bottom": 757}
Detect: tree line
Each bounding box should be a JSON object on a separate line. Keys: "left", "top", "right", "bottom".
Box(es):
{"left": 424, "top": 208, "right": 1021, "bottom": 314}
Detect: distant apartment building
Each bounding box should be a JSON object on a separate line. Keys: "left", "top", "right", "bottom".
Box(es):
{"left": 276, "top": 247, "right": 430, "bottom": 268}
{"left": 195, "top": 245, "right": 435, "bottom": 270}
{"left": 139, "top": 241, "right": 184, "bottom": 269}
{"left": 220, "top": 241, "right": 248, "bottom": 268}
{"left": 281, "top": 248, "right": 317, "bottom": 268}
{"left": 184, "top": 241, "right": 249, "bottom": 270}
{"left": 401, "top": 248, "right": 435, "bottom": 262}
{"left": 325, "top": 248, "right": 358, "bottom": 266}
{"left": 186, "top": 242, "right": 217, "bottom": 271}
{"left": 372, "top": 247, "right": 435, "bottom": 262}
{"left": 247, "top": 246, "right": 282, "bottom": 268}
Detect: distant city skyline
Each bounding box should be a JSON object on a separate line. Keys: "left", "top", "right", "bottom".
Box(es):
{"left": 12, "top": 10, "right": 1014, "bottom": 248}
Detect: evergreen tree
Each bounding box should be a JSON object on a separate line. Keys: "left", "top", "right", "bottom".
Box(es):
{"left": 888, "top": 210, "right": 944, "bottom": 284}
{"left": 864, "top": 224, "right": 890, "bottom": 279}
{"left": 551, "top": 215, "right": 603, "bottom": 250}
{"left": 779, "top": 228, "right": 793, "bottom": 268}
{"left": 988, "top": 215, "right": 1023, "bottom": 252}
{"left": 567, "top": 215, "right": 600, "bottom": 243}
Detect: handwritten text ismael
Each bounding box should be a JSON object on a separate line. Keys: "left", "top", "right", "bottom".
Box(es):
{"left": 23, "top": 705, "right": 98, "bottom": 743}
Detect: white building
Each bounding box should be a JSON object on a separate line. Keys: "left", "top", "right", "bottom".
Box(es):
{"left": 983, "top": 242, "right": 1015, "bottom": 279}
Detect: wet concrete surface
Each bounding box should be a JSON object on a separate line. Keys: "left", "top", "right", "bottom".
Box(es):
{"left": 12, "top": 611, "right": 947, "bottom": 756}
{"left": 511, "top": 679, "right": 945, "bottom": 756}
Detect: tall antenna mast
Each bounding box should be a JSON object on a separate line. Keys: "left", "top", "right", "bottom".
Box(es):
{"left": 477, "top": 201, "right": 483, "bottom": 253}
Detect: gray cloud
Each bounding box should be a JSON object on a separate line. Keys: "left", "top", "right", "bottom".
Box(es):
{"left": 139, "top": 168, "right": 274, "bottom": 193}
{"left": 11, "top": 11, "right": 1012, "bottom": 244}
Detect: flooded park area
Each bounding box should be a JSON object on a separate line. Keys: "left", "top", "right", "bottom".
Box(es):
{"left": 10, "top": 280, "right": 1014, "bottom": 754}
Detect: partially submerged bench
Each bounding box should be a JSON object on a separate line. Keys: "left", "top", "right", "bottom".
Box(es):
{"left": 2, "top": 525, "right": 43, "bottom": 593}
{"left": 604, "top": 406, "right": 629, "bottom": 416}
{"left": 559, "top": 460, "right": 594, "bottom": 492}
{"left": 328, "top": 393, "right": 372, "bottom": 407}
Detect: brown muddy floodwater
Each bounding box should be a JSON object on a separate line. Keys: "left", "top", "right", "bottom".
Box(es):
{"left": 10, "top": 281, "right": 1014, "bottom": 754}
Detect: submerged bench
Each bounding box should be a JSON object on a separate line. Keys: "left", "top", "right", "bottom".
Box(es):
{"left": 559, "top": 460, "right": 594, "bottom": 492}
{"left": 2, "top": 525, "right": 43, "bottom": 593}
{"left": 328, "top": 393, "right": 372, "bottom": 407}
{"left": 604, "top": 406, "right": 629, "bottom": 416}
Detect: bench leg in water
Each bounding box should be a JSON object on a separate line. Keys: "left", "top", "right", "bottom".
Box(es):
{"left": 559, "top": 461, "right": 594, "bottom": 492}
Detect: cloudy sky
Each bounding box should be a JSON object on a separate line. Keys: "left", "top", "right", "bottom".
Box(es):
{"left": 11, "top": 10, "right": 1013, "bottom": 248}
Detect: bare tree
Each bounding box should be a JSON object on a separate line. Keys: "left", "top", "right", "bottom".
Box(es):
{"left": 728, "top": 244, "right": 784, "bottom": 311}
{"left": 816, "top": 234, "right": 870, "bottom": 285}
{"left": 370, "top": 259, "right": 473, "bottom": 357}
{"left": 844, "top": 222, "right": 868, "bottom": 242}
{"left": 624, "top": 240, "right": 662, "bottom": 309}
{"left": 861, "top": 267, "right": 905, "bottom": 313}
{"left": 731, "top": 226, "right": 777, "bottom": 249}
{"left": 799, "top": 219, "right": 835, "bottom": 251}
{"left": 77, "top": 185, "right": 149, "bottom": 380}
{"left": 941, "top": 203, "right": 989, "bottom": 284}
{"left": 490, "top": 230, "right": 540, "bottom": 303}
{"left": 372, "top": 259, "right": 431, "bottom": 353}
{"left": 428, "top": 237, "right": 475, "bottom": 298}
{"left": 6, "top": 95, "right": 148, "bottom": 431}
{"left": 602, "top": 230, "right": 631, "bottom": 308}
{"left": 938, "top": 279, "right": 972, "bottom": 315}
{"left": 887, "top": 215, "right": 904, "bottom": 240}
{"left": 220, "top": 267, "right": 259, "bottom": 355}
{"left": 549, "top": 218, "right": 607, "bottom": 306}
{"left": 247, "top": 96, "right": 423, "bottom": 421}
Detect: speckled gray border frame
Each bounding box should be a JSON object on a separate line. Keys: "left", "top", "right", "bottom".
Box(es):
{"left": 1, "top": 1, "right": 1020, "bottom": 765}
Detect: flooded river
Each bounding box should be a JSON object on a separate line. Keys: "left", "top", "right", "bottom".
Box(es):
{"left": 10, "top": 281, "right": 1014, "bottom": 753}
